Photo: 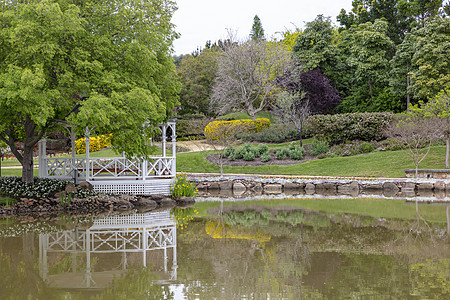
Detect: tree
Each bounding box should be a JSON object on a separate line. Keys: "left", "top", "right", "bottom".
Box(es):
{"left": 410, "top": 16, "right": 450, "bottom": 101}
{"left": 250, "top": 15, "right": 265, "bottom": 41}
{"left": 386, "top": 115, "right": 440, "bottom": 177}
{"left": 338, "top": 20, "right": 396, "bottom": 112}
{"left": 299, "top": 69, "right": 340, "bottom": 114}
{"left": 292, "top": 15, "right": 338, "bottom": 76}
{"left": 0, "top": 0, "right": 180, "bottom": 183}
{"left": 411, "top": 88, "right": 450, "bottom": 168}
{"left": 177, "top": 46, "right": 220, "bottom": 116}
{"left": 211, "top": 39, "right": 290, "bottom": 119}
{"left": 272, "top": 91, "right": 309, "bottom": 147}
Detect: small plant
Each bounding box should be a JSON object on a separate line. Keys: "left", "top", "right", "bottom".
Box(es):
{"left": 243, "top": 150, "right": 256, "bottom": 161}
{"left": 261, "top": 152, "right": 271, "bottom": 162}
{"left": 0, "top": 197, "right": 17, "bottom": 207}
{"left": 289, "top": 146, "right": 306, "bottom": 160}
{"left": 60, "top": 192, "right": 72, "bottom": 207}
{"left": 359, "top": 141, "right": 374, "bottom": 153}
{"left": 229, "top": 153, "right": 236, "bottom": 161}
{"left": 170, "top": 173, "right": 198, "bottom": 198}
{"left": 257, "top": 144, "right": 269, "bottom": 155}
{"left": 309, "top": 138, "right": 329, "bottom": 156}
{"left": 276, "top": 148, "right": 289, "bottom": 160}
{"left": 224, "top": 147, "right": 235, "bottom": 157}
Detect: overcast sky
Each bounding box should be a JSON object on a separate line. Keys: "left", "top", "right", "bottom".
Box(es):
{"left": 172, "top": 0, "right": 353, "bottom": 55}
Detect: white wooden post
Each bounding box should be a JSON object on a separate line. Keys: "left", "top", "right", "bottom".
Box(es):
{"left": 170, "top": 121, "right": 177, "bottom": 176}
{"left": 85, "top": 127, "right": 90, "bottom": 181}
{"left": 162, "top": 125, "right": 167, "bottom": 157}
{"left": 38, "top": 138, "right": 47, "bottom": 178}
{"left": 70, "top": 128, "right": 77, "bottom": 182}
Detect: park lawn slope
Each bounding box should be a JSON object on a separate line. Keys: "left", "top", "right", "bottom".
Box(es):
{"left": 177, "top": 146, "right": 446, "bottom": 178}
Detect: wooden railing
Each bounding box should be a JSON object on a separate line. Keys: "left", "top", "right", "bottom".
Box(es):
{"left": 42, "top": 156, "right": 175, "bottom": 181}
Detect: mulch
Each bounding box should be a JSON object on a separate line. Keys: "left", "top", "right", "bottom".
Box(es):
{"left": 206, "top": 149, "right": 317, "bottom": 167}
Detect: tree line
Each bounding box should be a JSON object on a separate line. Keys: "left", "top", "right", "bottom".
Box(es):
{"left": 175, "top": 0, "right": 449, "bottom": 117}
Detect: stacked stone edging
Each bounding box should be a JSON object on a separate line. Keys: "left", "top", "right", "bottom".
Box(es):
{"left": 192, "top": 175, "right": 450, "bottom": 200}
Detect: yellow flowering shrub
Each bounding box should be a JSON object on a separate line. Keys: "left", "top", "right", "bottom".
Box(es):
{"left": 170, "top": 172, "right": 198, "bottom": 198}
{"left": 75, "top": 134, "right": 112, "bottom": 154}
{"left": 204, "top": 118, "right": 271, "bottom": 140}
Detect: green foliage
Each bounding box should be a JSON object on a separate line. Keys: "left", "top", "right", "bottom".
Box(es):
{"left": 250, "top": 15, "right": 265, "bottom": 41}
{"left": 75, "top": 134, "right": 112, "bottom": 154}
{"left": 176, "top": 118, "right": 209, "bottom": 138}
{"left": 177, "top": 47, "right": 220, "bottom": 116}
{"left": 171, "top": 207, "right": 198, "bottom": 229}
{"left": 242, "top": 150, "right": 256, "bottom": 161}
{"left": 170, "top": 173, "right": 197, "bottom": 198}
{"left": 0, "top": 196, "right": 16, "bottom": 207}
{"left": 0, "top": 0, "right": 180, "bottom": 182}
{"left": 307, "top": 112, "right": 394, "bottom": 144}
{"left": 276, "top": 148, "right": 289, "bottom": 160}
{"left": 410, "top": 17, "right": 450, "bottom": 101}
{"left": 238, "top": 124, "right": 303, "bottom": 143}
{"left": 261, "top": 152, "right": 271, "bottom": 162}
{"left": 0, "top": 177, "right": 96, "bottom": 199}
{"left": 310, "top": 139, "right": 329, "bottom": 156}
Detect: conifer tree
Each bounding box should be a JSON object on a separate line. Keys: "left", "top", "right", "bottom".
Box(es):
{"left": 250, "top": 15, "right": 265, "bottom": 41}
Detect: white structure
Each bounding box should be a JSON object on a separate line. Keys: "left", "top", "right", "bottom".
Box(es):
{"left": 38, "top": 210, "right": 177, "bottom": 289}
{"left": 38, "top": 121, "right": 177, "bottom": 195}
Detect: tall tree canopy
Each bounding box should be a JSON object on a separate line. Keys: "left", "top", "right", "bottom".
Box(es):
{"left": 250, "top": 15, "right": 265, "bottom": 41}
{"left": 0, "top": 0, "right": 180, "bottom": 183}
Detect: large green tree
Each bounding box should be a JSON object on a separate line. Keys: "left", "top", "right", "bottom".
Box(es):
{"left": 177, "top": 46, "right": 220, "bottom": 116}
{"left": 250, "top": 15, "right": 265, "bottom": 41}
{"left": 337, "top": 20, "right": 396, "bottom": 112}
{"left": 0, "top": 0, "right": 180, "bottom": 183}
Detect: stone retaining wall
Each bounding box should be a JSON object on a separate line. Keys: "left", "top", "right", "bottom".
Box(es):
{"left": 194, "top": 178, "right": 450, "bottom": 199}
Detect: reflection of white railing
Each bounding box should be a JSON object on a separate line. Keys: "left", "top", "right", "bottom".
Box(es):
{"left": 44, "top": 156, "right": 175, "bottom": 180}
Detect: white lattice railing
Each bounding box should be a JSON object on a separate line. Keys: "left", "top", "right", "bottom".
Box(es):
{"left": 43, "top": 156, "right": 175, "bottom": 180}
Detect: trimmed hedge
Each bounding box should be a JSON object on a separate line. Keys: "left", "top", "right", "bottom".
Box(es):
{"left": 306, "top": 112, "right": 393, "bottom": 145}
{"left": 75, "top": 134, "right": 112, "bottom": 154}
{"left": 204, "top": 118, "right": 271, "bottom": 140}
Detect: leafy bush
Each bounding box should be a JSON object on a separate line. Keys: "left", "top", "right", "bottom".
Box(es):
{"left": 0, "top": 177, "right": 97, "bottom": 199}
{"left": 75, "top": 134, "right": 112, "bottom": 154}
{"left": 306, "top": 112, "right": 394, "bottom": 145}
{"left": 243, "top": 151, "right": 256, "bottom": 161}
{"left": 289, "top": 146, "right": 306, "bottom": 160}
{"left": 257, "top": 144, "right": 269, "bottom": 155}
{"left": 261, "top": 152, "right": 271, "bottom": 162}
{"left": 360, "top": 141, "right": 374, "bottom": 153}
{"left": 276, "top": 148, "right": 289, "bottom": 160}
{"left": 176, "top": 118, "right": 209, "bottom": 138}
{"left": 170, "top": 173, "right": 197, "bottom": 198}
{"left": 309, "top": 138, "right": 329, "bottom": 156}
{"left": 204, "top": 118, "right": 271, "bottom": 140}
{"left": 238, "top": 124, "right": 302, "bottom": 143}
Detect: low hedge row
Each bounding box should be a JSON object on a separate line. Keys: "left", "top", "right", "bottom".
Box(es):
{"left": 306, "top": 112, "right": 393, "bottom": 145}
{"left": 204, "top": 118, "right": 271, "bottom": 140}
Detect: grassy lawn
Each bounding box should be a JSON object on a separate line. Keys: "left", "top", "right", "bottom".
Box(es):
{"left": 193, "top": 198, "right": 448, "bottom": 224}
{"left": 177, "top": 145, "right": 446, "bottom": 178}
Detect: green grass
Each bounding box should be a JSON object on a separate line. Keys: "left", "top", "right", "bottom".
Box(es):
{"left": 0, "top": 196, "right": 17, "bottom": 207}
{"left": 193, "top": 198, "right": 448, "bottom": 224}
{"left": 177, "top": 145, "right": 446, "bottom": 178}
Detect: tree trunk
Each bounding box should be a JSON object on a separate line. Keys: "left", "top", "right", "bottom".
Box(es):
{"left": 299, "top": 124, "right": 303, "bottom": 147}
{"left": 22, "top": 145, "right": 35, "bottom": 183}
{"left": 446, "top": 137, "right": 449, "bottom": 169}
{"left": 369, "top": 79, "right": 374, "bottom": 104}
{"left": 406, "top": 73, "right": 410, "bottom": 112}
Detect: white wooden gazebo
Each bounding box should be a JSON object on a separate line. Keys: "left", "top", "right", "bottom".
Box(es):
{"left": 38, "top": 121, "right": 177, "bottom": 195}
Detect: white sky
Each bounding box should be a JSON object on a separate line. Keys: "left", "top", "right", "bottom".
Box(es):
{"left": 172, "top": 0, "right": 354, "bottom": 55}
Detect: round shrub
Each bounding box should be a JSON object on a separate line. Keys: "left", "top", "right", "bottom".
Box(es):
{"left": 288, "top": 147, "right": 306, "bottom": 160}
{"left": 276, "top": 148, "right": 289, "bottom": 160}
{"left": 243, "top": 151, "right": 255, "bottom": 161}
{"left": 309, "top": 138, "right": 329, "bottom": 156}
{"left": 359, "top": 141, "right": 374, "bottom": 153}
{"left": 257, "top": 144, "right": 269, "bottom": 155}
{"left": 261, "top": 152, "right": 271, "bottom": 162}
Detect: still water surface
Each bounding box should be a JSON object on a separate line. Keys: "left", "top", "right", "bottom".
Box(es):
{"left": 0, "top": 198, "right": 449, "bottom": 299}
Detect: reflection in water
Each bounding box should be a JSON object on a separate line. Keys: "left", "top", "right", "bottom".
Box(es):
{"left": 0, "top": 201, "right": 449, "bottom": 299}
{"left": 38, "top": 211, "right": 177, "bottom": 290}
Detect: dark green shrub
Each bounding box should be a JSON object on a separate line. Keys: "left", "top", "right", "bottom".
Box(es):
{"left": 229, "top": 153, "right": 236, "bottom": 161}
{"left": 309, "top": 138, "right": 329, "bottom": 156}
{"left": 224, "top": 147, "right": 235, "bottom": 157}
{"left": 238, "top": 124, "right": 303, "bottom": 143}
{"left": 276, "top": 148, "right": 289, "bottom": 160}
{"left": 359, "top": 141, "right": 374, "bottom": 153}
{"left": 306, "top": 112, "right": 393, "bottom": 145}
{"left": 288, "top": 146, "right": 306, "bottom": 160}
{"left": 257, "top": 144, "right": 269, "bottom": 155}
{"left": 261, "top": 152, "right": 271, "bottom": 162}
{"left": 175, "top": 118, "right": 209, "bottom": 138}
{"left": 243, "top": 151, "right": 255, "bottom": 161}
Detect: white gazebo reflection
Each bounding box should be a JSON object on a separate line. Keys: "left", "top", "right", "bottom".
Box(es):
{"left": 38, "top": 211, "right": 177, "bottom": 290}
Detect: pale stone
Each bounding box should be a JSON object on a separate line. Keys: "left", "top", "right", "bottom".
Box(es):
{"left": 263, "top": 184, "right": 283, "bottom": 194}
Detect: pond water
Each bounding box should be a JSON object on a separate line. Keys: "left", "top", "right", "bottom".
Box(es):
{"left": 0, "top": 198, "right": 449, "bottom": 299}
